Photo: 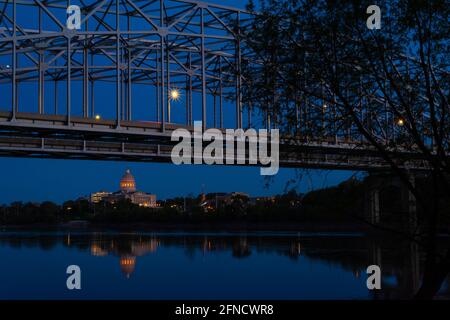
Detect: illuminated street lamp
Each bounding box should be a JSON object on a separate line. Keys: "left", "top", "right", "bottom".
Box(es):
{"left": 397, "top": 118, "right": 405, "bottom": 126}
{"left": 95, "top": 114, "right": 101, "bottom": 120}
{"left": 168, "top": 89, "right": 181, "bottom": 123}
{"left": 170, "top": 89, "right": 180, "bottom": 101}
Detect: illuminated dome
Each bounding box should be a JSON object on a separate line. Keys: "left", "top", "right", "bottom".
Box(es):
{"left": 119, "top": 255, "right": 136, "bottom": 278}
{"left": 120, "top": 169, "right": 136, "bottom": 193}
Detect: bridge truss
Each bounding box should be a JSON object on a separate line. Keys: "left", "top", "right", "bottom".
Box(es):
{"left": 0, "top": 0, "right": 432, "bottom": 171}
{"left": 0, "top": 0, "right": 252, "bottom": 127}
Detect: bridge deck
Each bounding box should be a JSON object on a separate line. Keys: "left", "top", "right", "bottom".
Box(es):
{"left": 0, "top": 111, "right": 429, "bottom": 171}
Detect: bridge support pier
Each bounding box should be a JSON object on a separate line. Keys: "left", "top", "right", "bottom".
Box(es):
{"left": 401, "top": 175, "right": 418, "bottom": 232}
{"left": 364, "top": 175, "right": 382, "bottom": 225}
{"left": 405, "top": 242, "right": 421, "bottom": 296}
{"left": 365, "top": 187, "right": 380, "bottom": 225}
{"left": 364, "top": 172, "right": 419, "bottom": 232}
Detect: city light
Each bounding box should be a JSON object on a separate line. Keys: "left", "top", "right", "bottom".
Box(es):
{"left": 170, "top": 89, "right": 180, "bottom": 101}
{"left": 397, "top": 118, "right": 405, "bottom": 126}
{"left": 95, "top": 114, "right": 101, "bottom": 120}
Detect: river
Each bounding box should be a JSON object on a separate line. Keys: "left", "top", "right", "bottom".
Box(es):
{"left": 1, "top": 230, "right": 449, "bottom": 299}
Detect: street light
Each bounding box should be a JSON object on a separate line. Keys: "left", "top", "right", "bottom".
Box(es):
{"left": 397, "top": 118, "right": 405, "bottom": 126}
{"left": 95, "top": 114, "right": 101, "bottom": 120}
{"left": 170, "top": 89, "right": 180, "bottom": 101}
{"left": 168, "top": 89, "right": 181, "bottom": 123}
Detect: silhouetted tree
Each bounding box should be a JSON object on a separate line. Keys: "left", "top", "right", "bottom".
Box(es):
{"left": 241, "top": 0, "right": 449, "bottom": 298}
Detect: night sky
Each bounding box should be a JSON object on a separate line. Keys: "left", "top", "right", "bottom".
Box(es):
{"left": 0, "top": 0, "right": 354, "bottom": 204}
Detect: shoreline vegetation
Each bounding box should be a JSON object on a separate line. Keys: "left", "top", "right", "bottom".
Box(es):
{"left": 1, "top": 221, "right": 370, "bottom": 233}
{"left": 1, "top": 176, "right": 449, "bottom": 233}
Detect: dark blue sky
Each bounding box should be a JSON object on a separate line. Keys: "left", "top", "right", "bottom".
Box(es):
{"left": 0, "top": 0, "right": 354, "bottom": 204}
{"left": 1, "top": 157, "right": 354, "bottom": 204}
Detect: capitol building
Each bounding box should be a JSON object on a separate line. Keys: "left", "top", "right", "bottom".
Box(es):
{"left": 90, "top": 169, "right": 157, "bottom": 208}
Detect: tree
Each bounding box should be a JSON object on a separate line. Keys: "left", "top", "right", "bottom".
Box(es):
{"left": 241, "top": 0, "right": 449, "bottom": 298}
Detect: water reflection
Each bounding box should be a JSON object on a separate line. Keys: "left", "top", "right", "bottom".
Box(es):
{"left": 1, "top": 231, "right": 449, "bottom": 299}
{"left": 90, "top": 237, "right": 159, "bottom": 278}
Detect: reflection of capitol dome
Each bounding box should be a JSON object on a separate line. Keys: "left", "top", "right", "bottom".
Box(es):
{"left": 120, "top": 169, "right": 136, "bottom": 193}
{"left": 119, "top": 255, "right": 136, "bottom": 278}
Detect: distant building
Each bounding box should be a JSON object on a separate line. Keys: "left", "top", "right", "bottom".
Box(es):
{"left": 249, "top": 196, "right": 276, "bottom": 206}
{"left": 200, "top": 192, "right": 250, "bottom": 211}
{"left": 90, "top": 191, "right": 112, "bottom": 203}
{"left": 90, "top": 169, "right": 157, "bottom": 208}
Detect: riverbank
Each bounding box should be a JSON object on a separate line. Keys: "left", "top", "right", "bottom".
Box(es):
{"left": 1, "top": 220, "right": 374, "bottom": 234}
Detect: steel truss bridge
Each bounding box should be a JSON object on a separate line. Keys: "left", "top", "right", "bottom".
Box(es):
{"left": 0, "top": 0, "right": 431, "bottom": 171}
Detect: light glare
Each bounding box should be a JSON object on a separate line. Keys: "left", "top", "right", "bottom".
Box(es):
{"left": 170, "top": 89, "right": 180, "bottom": 101}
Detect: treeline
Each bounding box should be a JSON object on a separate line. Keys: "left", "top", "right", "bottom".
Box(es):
{"left": 0, "top": 201, "right": 61, "bottom": 225}
{"left": 0, "top": 178, "right": 365, "bottom": 225}
{"left": 301, "top": 178, "right": 364, "bottom": 221}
